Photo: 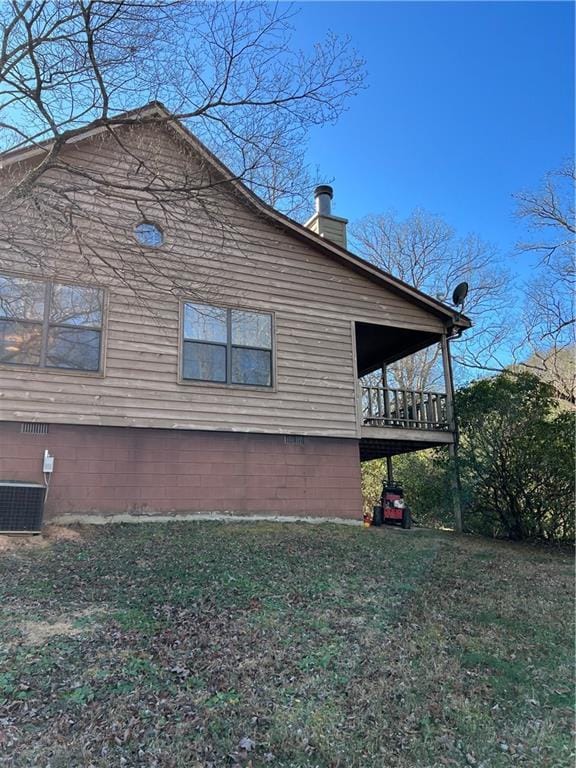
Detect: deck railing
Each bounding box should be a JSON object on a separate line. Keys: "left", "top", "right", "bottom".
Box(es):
{"left": 361, "top": 386, "right": 449, "bottom": 431}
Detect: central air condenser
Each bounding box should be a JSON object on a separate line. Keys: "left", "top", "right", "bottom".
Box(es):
{"left": 0, "top": 482, "right": 45, "bottom": 533}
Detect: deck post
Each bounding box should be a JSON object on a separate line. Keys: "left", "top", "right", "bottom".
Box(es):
{"left": 440, "top": 333, "right": 463, "bottom": 534}
{"left": 386, "top": 455, "right": 394, "bottom": 483}
{"left": 381, "top": 364, "right": 390, "bottom": 421}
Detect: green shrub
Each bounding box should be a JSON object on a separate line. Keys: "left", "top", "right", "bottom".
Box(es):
{"left": 361, "top": 372, "right": 575, "bottom": 543}
{"left": 456, "top": 372, "right": 575, "bottom": 542}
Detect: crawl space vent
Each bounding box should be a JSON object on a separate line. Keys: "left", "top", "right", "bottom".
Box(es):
{"left": 21, "top": 423, "right": 49, "bottom": 435}
{"left": 0, "top": 482, "right": 45, "bottom": 533}
{"left": 284, "top": 435, "right": 305, "bottom": 446}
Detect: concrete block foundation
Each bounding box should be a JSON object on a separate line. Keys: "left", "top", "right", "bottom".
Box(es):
{"left": 0, "top": 422, "right": 362, "bottom": 520}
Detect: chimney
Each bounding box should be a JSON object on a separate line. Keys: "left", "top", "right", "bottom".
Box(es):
{"left": 304, "top": 185, "right": 348, "bottom": 249}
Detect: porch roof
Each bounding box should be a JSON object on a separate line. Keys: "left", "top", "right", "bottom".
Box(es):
{"left": 355, "top": 322, "right": 442, "bottom": 377}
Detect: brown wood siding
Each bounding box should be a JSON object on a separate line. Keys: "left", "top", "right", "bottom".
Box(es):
{"left": 0, "top": 126, "right": 445, "bottom": 438}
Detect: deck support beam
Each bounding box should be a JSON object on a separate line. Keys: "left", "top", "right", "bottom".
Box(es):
{"left": 440, "top": 333, "right": 463, "bottom": 534}
{"left": 381, "top": 364, "right": 391, "bottom": 420}
{"left": 382, "top": 364, "right": 394, "bottom": 483}
{"left": 386, "top": 455, "right": 394, "bottom": 483}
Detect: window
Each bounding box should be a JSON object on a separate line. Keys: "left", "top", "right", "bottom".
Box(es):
{"left": 182, "top": 303, "right": 272, "bottom": 387}
{"left": 134, "top": 222, "right": 164, "bottom": 247}
{"left": 0, "top": 275, "right": 103, "bottom": 372}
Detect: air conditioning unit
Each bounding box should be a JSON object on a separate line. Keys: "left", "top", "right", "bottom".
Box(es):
{"left": 0, "top": 482, "right": 45, "bottom": 533}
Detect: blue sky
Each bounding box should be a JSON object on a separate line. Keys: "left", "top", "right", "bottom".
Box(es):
{"left": 289, "top": 1, "right": 574, "bottom": 266}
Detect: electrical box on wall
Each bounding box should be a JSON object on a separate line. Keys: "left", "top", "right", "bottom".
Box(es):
{"left": 43, "top": 450, "right": 55, "bottom": 473}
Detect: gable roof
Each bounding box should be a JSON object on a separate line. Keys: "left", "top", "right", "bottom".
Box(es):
{"left": 0, "top": 102, "right": 471, "bottom": 333}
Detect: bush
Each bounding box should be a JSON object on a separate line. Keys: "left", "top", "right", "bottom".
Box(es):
{"left": 361, "top": 372, "right": 575, "bottom": 543}
{"left": 456, "top": 372, "right": 575, "bottom": 542}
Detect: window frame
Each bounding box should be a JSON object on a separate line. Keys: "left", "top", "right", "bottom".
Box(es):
{"left": 179, "top": 300, "right": 276, "bottom": 390}
{"left": 0, "top": 272, "right": 106, "bottom": 376}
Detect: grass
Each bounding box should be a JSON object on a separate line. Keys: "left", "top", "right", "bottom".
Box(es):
{"left": 0, "top": 522, "right": 573, "bottom": 767}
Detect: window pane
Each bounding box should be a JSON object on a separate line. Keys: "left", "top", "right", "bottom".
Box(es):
{"left": 0, "top": 275, "right": 45, "bottom": 321}
{"left": 0, "top": 320, "right": 42, "bottom": 365}
{"left": 184, "top": 303, "right": 227, "bottom": 343}
{"left": 183, "top": 341, "right": 226, "bottom": 382}
{"left": 135, "top": 222, "right": 164, "bottom": 247}
{"left": 231, "top": 310, "right": 271, "bottom": 349}
{"left": 50, "top": 284, "right": 102, "bottom": 326}
{"left": 46, "top": 328, "right": 101, "bottom": 370}
{"left": 231, "top": 347, "right": 271, "bottom": 386}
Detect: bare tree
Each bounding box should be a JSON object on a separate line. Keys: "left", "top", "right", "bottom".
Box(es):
{"left": 513, "top": 161, "right": 575, "bottom": 402}
{"left": 0, "top": 1, "right": 364, "bottom": 297}
{"left": 513, "top": 347, "right": 575, "bottom": 407}
{"left": 351, "top": 209, "right": 510, "bottom": 389}
{"left": 515, "top": 161, "right": 575, "bottom": 289}
{"left": 0, "top": 1, "right": 364, "bottom": 203}
{"left": 352, "top": 167, "right": 576, "bottom": 400}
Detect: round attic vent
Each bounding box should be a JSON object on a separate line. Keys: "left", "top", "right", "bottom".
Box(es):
{"left": 134, "top": 222, "right": 164, "bottom": 247}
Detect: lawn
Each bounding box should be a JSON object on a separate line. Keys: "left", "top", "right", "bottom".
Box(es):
{"left": 0, "top": 522, "right": 573, "bottom": 767}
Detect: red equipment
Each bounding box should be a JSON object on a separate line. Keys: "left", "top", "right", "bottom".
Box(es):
{"left": 381, "top": 480, "right": 411, "bottom": 529}
{"left": 372, "top": 479, "right": 412, "bottom": 529}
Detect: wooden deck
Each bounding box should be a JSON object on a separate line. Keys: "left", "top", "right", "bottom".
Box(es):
{"left": 359, "top": 385, "right": 454, "bottom": 460}
{"left": 361, "top": 385, "right": 449, "bottom": 430}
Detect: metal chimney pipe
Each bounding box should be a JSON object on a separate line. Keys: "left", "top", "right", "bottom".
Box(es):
{"left": 314, "top": 185, "right": 333, "bottom": 216}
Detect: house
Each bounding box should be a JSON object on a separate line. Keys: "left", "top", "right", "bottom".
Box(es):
{"left": 0, "top": 103, "right": 470, "bottom": 522}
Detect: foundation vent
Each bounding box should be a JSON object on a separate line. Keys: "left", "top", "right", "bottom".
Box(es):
{"left": 284, "top": 435, "right": 305, "bottom": 446}
{"left": 21, "top": 423, "right": 49, "bottom": 435}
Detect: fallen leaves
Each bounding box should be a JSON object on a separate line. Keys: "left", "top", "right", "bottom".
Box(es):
{"left": 0, "top": 522, "right": 572, "bottom": 767}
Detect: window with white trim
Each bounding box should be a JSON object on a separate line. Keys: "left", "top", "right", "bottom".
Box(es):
{"left": 182, "top": 303, "right": 273, "bottom": 387}
{"left": 0, "top": 275, "right": 103, "bottom": 371}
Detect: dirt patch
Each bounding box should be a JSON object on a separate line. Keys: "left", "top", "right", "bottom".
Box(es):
{"left": 0, "top": 525, "right": 84, "bottom": 552}
{"left": 19, "top": 608, "right": 102, "bottom": 645}
{"left": 0, "top": 534, "right": 48, "bottom": 552}
{"left": 42, "top": 525, "right": 83, "bottom": 542}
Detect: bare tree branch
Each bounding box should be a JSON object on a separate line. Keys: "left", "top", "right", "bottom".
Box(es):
{"left": 513, "top": 160, "right": 575, "bottom": 400}
{"left": 0, "top": 1, "right": 365, "bottom": 214}
{"left": 351, "top": 209, "right": 511, "bottom": 388}
{"left": 0, "top": 0, "right": 365, "bottom": 302}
